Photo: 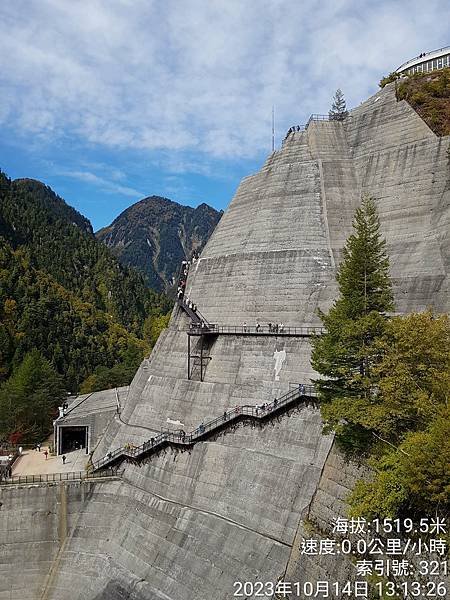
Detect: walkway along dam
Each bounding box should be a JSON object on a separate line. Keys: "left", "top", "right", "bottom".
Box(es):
{"left": 0, "top": 82, "right": 448, "bottom": 600}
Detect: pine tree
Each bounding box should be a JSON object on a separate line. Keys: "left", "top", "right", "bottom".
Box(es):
{"left": 311, "top": 196, "right": 393, "bottom": 452}
{"left": 0, "top": 350, "right": 66, "bottom": 443}
{"left": 329, "top": 89, "right": 349, "bottom": 121}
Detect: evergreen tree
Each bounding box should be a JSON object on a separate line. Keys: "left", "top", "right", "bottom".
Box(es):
{"left": 348, "top": 312, "right": 450, "bottom": 519}
{"left": 0, "top": 350, "right": 66, "bottom": 443}
{"left": 311, "top": 196, "right": 393, "bottom": 452}
{"left": 329, "top": 88, "right": 349, "bottom": 121}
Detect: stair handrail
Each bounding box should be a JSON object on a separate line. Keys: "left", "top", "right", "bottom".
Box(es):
{"left": 91, "top": 383, "right": 316, "bottom": 471}
{"left": 177, "top": 298, "right": 211, "bottom": 327}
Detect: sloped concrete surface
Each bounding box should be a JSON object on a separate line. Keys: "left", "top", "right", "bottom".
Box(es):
{"left": 0, "top": 83, "right": 448, "bottom": 599}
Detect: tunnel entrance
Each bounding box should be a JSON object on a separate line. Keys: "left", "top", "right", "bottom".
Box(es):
{"left": 59, "top": 426, "right": 89, "bottom": 454}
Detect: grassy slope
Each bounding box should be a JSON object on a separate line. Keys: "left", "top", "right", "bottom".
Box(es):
{"left": 396, "top": 67, "right": 450, "bottom": 136}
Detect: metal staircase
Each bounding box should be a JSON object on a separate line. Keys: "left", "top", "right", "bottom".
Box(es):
{"left": 177, "top": 298, "right": 210, "bottom": 327}
{"left": 90, "top": 384, "right": 317, "bottom": 472}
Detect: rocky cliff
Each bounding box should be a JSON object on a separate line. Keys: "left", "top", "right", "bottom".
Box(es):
{"left": 0, "top": 82, "right": 448, "bottom": 600}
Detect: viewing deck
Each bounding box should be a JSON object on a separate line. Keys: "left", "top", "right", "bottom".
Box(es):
{"left": 187, "top": 324, "right": 325, "bottom": 337}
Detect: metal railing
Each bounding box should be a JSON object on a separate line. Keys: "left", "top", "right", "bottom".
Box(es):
{"left": 188, "top": 323, "right": 324, "bottom": 336}
{"left": 91, "top": 384, "right": 317, "bottom": 472}
{"left": 0, "top": 444, "right": 36, "bottom": 453}
{"left": 177, "top": 298, "right": 210, "bottom": 327}
{"left": 307, "top": 114, "right": 330, "bottom": 123}
{"left": 0, "top": 467, "right": 121, "bottom": 486}
{"left": 396, "top": 46, "right": 450, "bottom": 72}
{"left": 60, "top": 392, "right": 95, "bottom": 419}
{"left": 283, "top": 112, "right": 351, "bottom": 141}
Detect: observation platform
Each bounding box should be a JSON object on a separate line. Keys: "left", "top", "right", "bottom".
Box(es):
{"left": 187, "top": 324, "right": 324, "bottom": 337}
{"left": 177, "top": 296, "right": 325, "bottom": 380}
{"left": 396, "top": 46, "right": 450, "bottom": 75}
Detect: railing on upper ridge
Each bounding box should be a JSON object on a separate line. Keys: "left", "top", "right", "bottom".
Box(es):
{"left": 283, "top": 112, "right": 352, "bottom": 141}
{"left": 396, "top": 45, "right": 450, "bottom": 72}
{"left": 306, "top": 114, "right": 331, "bottom": 123}
{"left": 90, "top": 384, "right": 317, "bottom": 472}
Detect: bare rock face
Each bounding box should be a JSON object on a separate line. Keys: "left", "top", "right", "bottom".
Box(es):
{"left": 96, "top": 196, "right": 222, "bottom": 292}
{"left": 1, "top": 84, "right": 448, "bottom": 600}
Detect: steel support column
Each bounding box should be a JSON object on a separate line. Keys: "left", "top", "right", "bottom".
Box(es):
{"left": 200, "top": 334, "right": 204, "bottom": 382}
{"left": 188, "top": 334, "right": 191, "bottom": 380}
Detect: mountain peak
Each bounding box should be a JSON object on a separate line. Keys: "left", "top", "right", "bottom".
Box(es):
{"left": 96, "top": 195, "right": 221, "bottom": 292}
{"left": 12, "top": 177, "right": 93, "bottom": 235}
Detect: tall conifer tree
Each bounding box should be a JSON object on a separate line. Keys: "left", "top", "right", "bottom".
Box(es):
{"left": 329, "top": 88, "right": 349, "bottom": 121}
{"left": 0, "top": 350, "right": 65, "bottom": 443}
{"left": 311, "top": 196, "right": 394, "bottom": 451}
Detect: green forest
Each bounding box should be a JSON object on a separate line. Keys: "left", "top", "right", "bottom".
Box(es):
{"left": 0, "top": 170, "right": 172, "bottom": 444}
{"left": 312, "top": 197, "right": 449, "bottom": 522}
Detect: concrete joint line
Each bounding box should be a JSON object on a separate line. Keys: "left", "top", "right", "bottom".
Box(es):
{"left": 281, "top": 438, "right": 336, "bottom": 583}
{"left": 122, "top": 476, "right": 291, "bottom": 548}
{"left": 39, "top": 483, "right": 85, "bottom": 600}
{"left": 200, "top": 247, "right": 335, "bottom": 261}
{"left": 317, "top": 159, "right": 336, "bottom": 270}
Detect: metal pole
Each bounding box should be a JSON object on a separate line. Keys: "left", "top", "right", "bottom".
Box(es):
{"left": 200, "top": 335, "right": 204, "bottom": 382}
{"left": 188, "top": 335, "right": 191, "bottom": 380}
{"left": 272, "top": 105, "right": 275, "bottom": 152}
{"left": 53, "top": 420, "right": 58, "bottom": 456}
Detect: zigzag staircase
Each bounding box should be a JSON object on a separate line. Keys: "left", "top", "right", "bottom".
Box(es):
{"left": 91, "top": 384, "right": 317, "bottom": 472}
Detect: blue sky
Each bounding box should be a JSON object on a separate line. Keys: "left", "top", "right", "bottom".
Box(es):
{"left": 0, "top": 1, "right": 448, "bottom": 231}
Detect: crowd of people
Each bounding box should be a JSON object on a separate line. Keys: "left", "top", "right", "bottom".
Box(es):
{"left": 242, "top": 322, "right": 285, "bottom": 333}
{"left": 284, "top": 125, "right": 302, "bottom": 140}
{"left": 176, "top": 251, "right": 200, "bottom": 301}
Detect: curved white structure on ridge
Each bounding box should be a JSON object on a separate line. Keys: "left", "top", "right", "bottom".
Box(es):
{"left": 396, "top": 45, "right": 450, "bottom": 75}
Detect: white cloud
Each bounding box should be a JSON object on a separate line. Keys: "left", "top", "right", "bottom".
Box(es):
{"left": 0, "top": 0, "right": 448, "bottom": 161}
{"left": 59, "top": 169, "right": 144, "bottom": 198}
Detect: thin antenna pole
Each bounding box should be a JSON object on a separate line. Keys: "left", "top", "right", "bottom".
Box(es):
{"left": 271, "top": 105, "right": 275, "bottom": 152}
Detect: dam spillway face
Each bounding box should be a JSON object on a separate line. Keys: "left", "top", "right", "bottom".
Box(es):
{"left": 1, "top": 83, "right": 448, "bottom": 600}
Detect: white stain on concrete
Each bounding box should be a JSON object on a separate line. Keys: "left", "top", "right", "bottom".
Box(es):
{"left": 195, "top": 257, "right": 202, "bottom": 273}
{"left": 167, "top": 418, "right": 185, "bottom": 428}
{"left": 273, "top": 349, "right": 286, "bottom": 381}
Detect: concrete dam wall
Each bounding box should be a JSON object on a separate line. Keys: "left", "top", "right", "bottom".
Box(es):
{"left": 0, "top": 83, "right": 448, "bottom": 600}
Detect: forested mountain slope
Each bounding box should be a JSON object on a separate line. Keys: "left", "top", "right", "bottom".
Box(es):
{"left": 0, "top": 174, "right": 170, "bottom": 334}
{"left": 0, "top": 170, "right": 172, "bottom": 440}
{"left": 96, "top": 195, "right": 221, "bottom": 291}
{"left": 0, "top": 237, "right": 147, "bottom": 391}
